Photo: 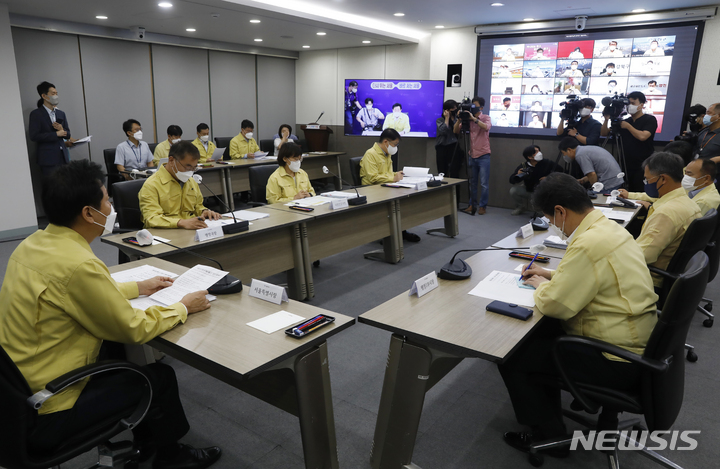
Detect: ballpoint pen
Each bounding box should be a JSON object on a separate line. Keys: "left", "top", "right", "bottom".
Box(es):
{"left": 520, "top": 252, "right": 540, "bottom": 281}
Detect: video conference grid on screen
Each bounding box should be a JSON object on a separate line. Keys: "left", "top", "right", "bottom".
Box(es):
{"left": 477, "top": 25, "right": 700, "bottom": 140}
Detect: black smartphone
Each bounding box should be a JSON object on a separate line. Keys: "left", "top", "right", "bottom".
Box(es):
{"left": 290, "top": 205, "right": 314, "bottom": 212}
{"left": 122, "top": 236, "right": 140, "bottom": 246}
{"left": 509, "top": 251, "right": 550, "bottom": 263}
{"left": 285, "top": 314, "right": 335, "bottom": 338}
{"left": 486, "top": 301, "right": 533, "bottom": 321}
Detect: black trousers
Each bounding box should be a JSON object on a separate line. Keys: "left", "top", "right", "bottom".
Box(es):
{"left": 435, "top": 143, "right": 464, "bottom": 178}
{"left": 31, "top": 362, "right": 190, "bottom": 454}
{"left": 498, "top": 319, "right": 641, "bottom": 438}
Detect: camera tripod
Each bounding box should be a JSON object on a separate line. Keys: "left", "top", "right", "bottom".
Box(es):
{"left": 449, "top": 115, "right": 474, "bottom": 209}
{"left": 601, "top": 120, "right": 629, "bottom": 189}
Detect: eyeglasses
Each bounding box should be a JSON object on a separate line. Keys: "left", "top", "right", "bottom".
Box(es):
{"left": 643, "top": 175, "right": 662, "bottom": 185}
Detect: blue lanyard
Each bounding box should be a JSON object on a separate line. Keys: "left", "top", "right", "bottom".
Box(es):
{"left": 128, "top": 140, "right": 142, "bottom": 165}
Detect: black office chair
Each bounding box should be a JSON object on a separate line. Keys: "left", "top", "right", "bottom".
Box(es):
{"left": 0, "top": 343, "right": 153, "bottom": 469}
{"left": 103, "top": 149, "right": 124, "bottom": 190}
{"left": 297, "top": 138, "right": 310, "bottom": 153}
{"left": 697, "top": 213, "right": 720, "bottom": 327}
{"left": 113, "top": 179, "right": 146, "bottom": 231}
{"left": 248, "top": 165, "right": 278, "bottom": 205}
{"left": 349, "top": 156, "right": 363, "bottom": 187}
{"left": 259, "top": 139, "right": 274, "bottom": 154}
{"left": 214, "top": 137, "right": 232, "bottom": 160}
{"left": 527, "top": 251, "right": 710, "bottom": 468}
{"left": 147, "top": 142, "right": 159, "bottom": 155}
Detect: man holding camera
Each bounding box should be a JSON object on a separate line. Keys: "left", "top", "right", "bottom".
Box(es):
{"left": 694, "top": 103, "right": 720, "bottom": 162}
{"left": 601, "top": 91, "right": 657, "bottom": 191}
{"left": 556, "top": 97, "right": 601, "bottom": 146}
{"left": 464, "top": 97, "right": 492, "bottom": 215}
{"left": 509, "top": 145, "right": 563, "bottom": 215}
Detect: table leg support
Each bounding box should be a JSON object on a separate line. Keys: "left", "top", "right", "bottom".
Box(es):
{"left": 287, "top": 224, "right": 309, "bottom": 301}
{"left": 300, "top": 222, "right": 315, "bottom": 299}
{"left": 295, "top": 342, "right": 339, "bottom": 469}
{"left": 426, "top": 188, "right": 459, "bottom": 238}
{"left": 220, "top": 167, "right": 232, "bottom": 211}
{"left": 365, "top": 200, "right": 402, "bottom": 264}
{"left": 335, "top": 157, "right": 343, "bottom": 191}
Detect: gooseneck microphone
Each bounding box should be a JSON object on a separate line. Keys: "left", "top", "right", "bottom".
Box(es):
{"left": 438, "top": 246, "right": 542, "bottom": 280}
{"left": 322, "top": 165, "right": 367, "bottom": 205}
{"left": 312, "top": 112, "right": 324, "bottom": 124}
{"left": 193, "top": 173, "right": 249, "bottom": 234}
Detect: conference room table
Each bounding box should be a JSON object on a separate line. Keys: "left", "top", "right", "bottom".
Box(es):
{"left": 108, "top": 257, "right": 354, "bottom": 469}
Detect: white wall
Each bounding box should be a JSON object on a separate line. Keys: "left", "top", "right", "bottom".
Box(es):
{"left": 691, "top": 18, "right": 720, "bottom": 107}
{"left": 0, "top": 4, "right": 37, "bottom": 237}
{"left": 428, "top": 27, "right": 478, "bottom": 102}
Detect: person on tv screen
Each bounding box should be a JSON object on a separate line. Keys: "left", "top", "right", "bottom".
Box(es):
{"left": 497, "top": 113, "right": 509, "bottom": 127}
{"left": 502, "top": 47, "right": 516, "bottom": 61}
{"left": 532, "top": 47, "right": 546, "bottom": 60}
{"left": 357, "top": 98, "right": 385, "bottom": 132}
{"left": 344, "top": 80, "right": 361, "bottom": 134}
{"left": 530, "top": 65, "right": 545, "bottom": 78}
{"left": 498, "top": 64, "right": 513, "bottom": 78}
{"left": 644, "top": 60, "right": 657, "bottom": 75}
{"left": 568, "top": 47, "right": 584, "bottom": 59}
{"left": 644, "top": 80, "right": 662, "bottom": 95}
{"left": 530, "top": 101, "right": 543, "bottom": 112}
{"left": 599, "top": 40, "right": 624, "bottom": 58}
{"left": 562, "top": 61, "right": 584, "bottom": 78}
{"left": 503, "top": 97, "right": 512, "bottom": 110}
{"left": 643, "top": 40, "right": 665, "bottom": 57}
{"left": 382, "top": 103, "right": 410, "bottom": 135}
{"left": 530, "top": 84, "right": 542, "bottom": 94}
{"left": 601, "top": 63, "right": 616, "bottom": 76}
{"left": 608, "top": 79, "right": 619, "bottom": 94}
{"left": 528, "top": 114, "right": 544, "bottom": 129}
{"left": 557, "top": 98, "right": 602, "bottom": 146}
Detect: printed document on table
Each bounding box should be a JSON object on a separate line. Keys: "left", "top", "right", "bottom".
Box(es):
{"left": 150, "top": 265, "right": 228, "bottom": 306}
{"left": 284, "top": 196, "right": 334, "bottom": 207}
{"left": 402, "top": 166, "right": 430, "bottom": 178}
{"left": 247, "top": 311, "right": 305, "bottom": 334}
{"left": 321, "top": 191, "right": 359, "bottom": 199}
{"left": 111, "top": 265, "right": 178, "bottom": 283}
{"left": 130, "top": 295, "right": 216, "bottom": 311}
{"left": 468, "top": 270, "right": 536, "bottom": 308}
{"left": 222, "top": 210, "right": 270, "bottom": 221}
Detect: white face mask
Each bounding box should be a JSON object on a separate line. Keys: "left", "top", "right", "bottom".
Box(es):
{"left": 173, "top": 160, "right": 194, "bottom": 183}
{"left": 393, "top": 111, "right": 401, "bottom": 117}
{"left": 200, "top": 135, "right": 209, "bottom": 143}
{"left": 533, "top": 152, "right": 544, "bottom": 162}
{"left": 133, "top": 130, "right": 143, "bottom": 141}
{"left": 580, "top": 108, "right": 592, "bottom": 117}
{"left": 571, "top": 64, "right": 578, "bottom": 70}
{"left": 245, "top": 132, "right": 253, "bottom": 140}
{"left": 90, "top": 205, "right": 117, "bottom": 236}
{"left": 550, "top": 212, "right": 567, "bottom": 241}
{"left": 387, "top": 144, "right": 398, "bottom": 155}
{"left": 627, "top": 104, "right": 639, "bottom": 114}
{"left": 682, "top": 174, "right": 703, "bottom": 191}
{"left": 288, "top": 160, "right": 302, "bottom": 172}
{"left": 171, "top": 138, "right": 181, "bottom": 144}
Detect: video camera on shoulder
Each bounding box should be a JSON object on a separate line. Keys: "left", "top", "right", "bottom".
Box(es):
{"left": 457, "top": 98, "right": 479, "bottom": 120}
{"left": 601, "top": 93, "right": 629, "bottom": 122}
{"left": 559, "top": 95, "right": 584, "bottom": 127}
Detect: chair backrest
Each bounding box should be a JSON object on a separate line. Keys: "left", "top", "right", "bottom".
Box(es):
{"left": 704, "top": 213, "right": 720, "bottom": 282}
{"left": 0, "top": 344, "right": 34, "bottom": 469}
{"left": 248, "top": 165, "right": 278, "bottom": 204}
{"left": 298, "top": 138, "right": 309, "bottom": 152}
{"left": 214, "top": 137, "right": 232, "bottom": 160}
{"left": 148, "top": 142, "right": 158, "bottom": 154}
{"left": 643, "top": 251, "right": 709, "bottom": 431}
{"left": 103, "top": 149, "right": 124, "bottom": 189}
{"left": 259, "top": 139, "right": 274, "bottom": 154}
{"left": 349, "top": 157, "right": 363, "bottom": 187}
{"left": 112, "top": 179, "right": 146, "bottom": 230}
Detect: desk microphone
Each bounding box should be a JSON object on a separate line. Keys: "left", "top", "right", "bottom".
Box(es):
{"left": 438, "top": 246, "right": 540, "bottom": 280}
{"left": 137, "top": 229, "right": 243, "bottom": 295}
{"left": 321, "top": 166, "right": 367, "bottom": 205}
{"left": 311, "top": 112, "right": 324, "bottom": 124}
{"left": 192, "top": 173, "right": 249, "bottom": 234}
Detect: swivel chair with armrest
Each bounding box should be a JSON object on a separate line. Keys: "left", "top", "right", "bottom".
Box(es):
{"left": 259, "top": 139, "right": 274, "bottom": 154}
{"left": 526, "top": 251, "right": 710, "bottom": 468}
{"left": 0, "top": 343, "right": 153, "bottom": 469}
{"left": 103, "top": 149, "right": 124, "bottom": 191}
{"left": 112, "top": 179, "right": 146, "bottom": 264}
{"left": 213, "top": 137, "right": 232, "bottom": 161}
{"left": 247, "top": 164, "right": 278, "bottom": 206}
{"left": 349, "top": 157, "right": 363, "bottom": 187}
{"left": 695, "top": 213, "right": 720, "bottom": 327}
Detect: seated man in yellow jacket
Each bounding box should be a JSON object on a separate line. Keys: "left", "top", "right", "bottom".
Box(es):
{"left": 192, "top": 122, "right": 217, "bottom": 163}
{"left": 140, "top": 141, "right": 222, "bottom": 230}
{"left": 382, "top": 103, "right": 411, "bottom": 135}
{"left": 229, "top": 119, "right": 260, "bottom": 159}
{"left": 359, "top": 128, "right": 420, "bottom": 242}
{"left": 266, "top": 142, "right": 315, "bottom": 204}
{"left": 0, "top": 160, "right": 221, "bottom": 467}
{"left": 152, "top": 124, "right": 183, "bottom": 167}
{"left": 501, "top": 173, "right": 658, "bottom": 458}
{"left": 682, "top": 158, "right": 720, "bottom": 215}
{"left": 620, "top": 152, "right": 701, "bottom": 286}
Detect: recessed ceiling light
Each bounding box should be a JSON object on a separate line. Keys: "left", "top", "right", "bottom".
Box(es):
{"left": 490, "top": 2, "right": 504, "bottom": 6}
{"left": 186, "top": 28, "right": 196, "bottom": 32}
{"left": 362, "top": 40, "right": 371, "bottom": 43}
{"left": 632, "top": 8, "right": 646, "bottom": 13}
{"left": 96, "top": 15, "right": 108, "bottom": 20}
{"left": 158, "top": 2, "right": 173, "bottom": 8}
{"left": 394, "top": 13, "right": 405, "bottom": 17}
{"left": 435, "top": 25, "right": 445, "bottom": 29}
{"left": 302, "top": 45, "right": 310, "bottom": 48}
{"left": 254, "top": 38, "right": 263, "bottom": 42}
{"left": 317, "top": 32, "right": 326, "bottom": 35}
{"left": 523, "top": 18, "right": 534, "bottom": 21}
{"left": 249, "top": 19, "right": 261, "bottom": 23}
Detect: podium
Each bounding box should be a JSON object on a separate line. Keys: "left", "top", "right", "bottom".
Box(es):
{"left": 300, "top": 124, "right": 333, "bottom": 152}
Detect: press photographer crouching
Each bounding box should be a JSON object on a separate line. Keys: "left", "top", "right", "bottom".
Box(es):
{"left": 508, "top": 145, "right": 563, "bottom": 215}
{"left": 556, "top": 97, "right": 602, "bottom": 146}
{"left": 675, "top": 103, "right": 706, "bottom": 148}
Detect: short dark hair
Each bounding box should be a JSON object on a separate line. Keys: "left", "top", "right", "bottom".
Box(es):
{"left": 582, "top": 98, "right": 596, "bottom": 109}
{"left": 609, "top": 80, "right": 618, "bottom": 85}
{"left": 442, "top": 99, "right": 458, "bottom": 111}
{"left": 197, "top": 123, "right": 209, "bottom": 133}
{"left": 36, "top": 81, "right": 55, "bottom": 108}
{"left": 522, "top": 145, "right": 539, "bottom": 159}
{"left": 663, "top": 141, "right": 694, "bottom": 166}
{"left": 532, "top": 173, "right": 594, "bottom": 215}
{"left": 379, "top": 128, "right": 401, "bottom": 143}
{"left": 537, "top": 48, "right": 543, "bottom": 52}
{"left": 278, "top": 142, "right": 302, "bottom": 165}
{"left": 365, "top": 97, "right": 374, "bottom": 104}
{"left": 169, "top": 141, "right": 200, "bottom": 161}
{"left": 122, "top": 119, "right": 141, "bottom": 136}
{"left": 558, "top": 137, "right": 579, "bottom": 152}
{"left": 392, "top": 103, "right": 402, "bottom": 110}
{"left": 648, "top": 80, "right": 658, "bottom": 86}
{"left": 609, "top": 40, "right": 618, "bottom": 45}
{"left": 42, "top": 159, "right": 105, "bottom": 228}
{"left": 642, "top": 151, "right": 684, "bottom": 183}
{"left": 571, "top": 60, "right": 579, "bottom": 65}
{"left": 651, "top": 39, "right": 659, "bottom": 44}
{"left": 167, "top": 125, "right": 183, "bottom": 137}
{"left": 349, "top": 80, "right": 358, "bottom": 87}
{"left": 702, "top": 159, "right": 718, "bottom": 181}
{"left": 503, "top": 97, "right": 511, "bottom": 102}
{"left": 473, "top": 96, "right": 485, "bottom": 107}
{"left": 606, "top": 63, "right": 615, "bottom": 67}
{"left": 241, "top": 119, "right": 254, "bottom": 130}
{"left": 627, "top": 91, "right": 647, "bottom": 104}
{"left": 278, "top": 124, "right": 292, "bottom": 136}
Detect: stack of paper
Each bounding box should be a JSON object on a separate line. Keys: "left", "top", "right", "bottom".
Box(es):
{"left": 149, "top": 265, "right": 227, "bottom": 306}
{"left": 595, "top": 207, "right": 634, "bottom": 223}
{"left": 222, "top": 210, "right": 270, "bottom": 221}
{"left": 321, "top": 191, "right": 359, "bottom": 199}
{"left": 111, "top": 264, "right": 216, "bottom": 309}
{"left": 398, "top": 166, "right": 443, "bottom": 185}
{"left": 284, "top": 196, "right": 334, "bottom": 207}
{"left": 468, "top": 270, "right": 536, "bottom": 308}
{"left": 252, "top": 151, "right": 270, "bottom": 159}
{"left": 543, "top": 236, "right": 568, "bottom": 250}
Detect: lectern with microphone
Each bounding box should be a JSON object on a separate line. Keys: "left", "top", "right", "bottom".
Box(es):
{"left": 301, "top": 112, "right": 333, "bottom": 151}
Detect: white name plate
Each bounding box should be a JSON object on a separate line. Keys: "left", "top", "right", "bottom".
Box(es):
{"left": 409, "top": 271, "right": 439, "bottom": 298}
{"left": 515, "top": 223, "right": 533, "bottom": 239}
{"left": 305, "top": 124, "right": 320, "bottom": 130}
{"left": 415, "top": 181, "right": 428, "bottom": 191}
{"left": 249, "top": 279, "right": 289, "bottom": 305}
{"left": 195, "top": 226, "right": 224, "bottom": 242}
{"left": 331, "top": 198, "right": 349, "bottom": 210}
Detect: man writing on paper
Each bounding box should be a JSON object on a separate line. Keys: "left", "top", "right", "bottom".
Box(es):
{"left": 0, "top": 160, "right": 221, "bottom": 468}
{"left": 360, "top": 128, "right": 421, "bottom": 242}
{"left": 192, "top": 123, "right": 217, "bottom": 164}
{"left": 500, "top": 173, "right": 658, "bottom": 458}
{"left": 230, "top": 119, "right": 261, "bottom": 159}
{"left": 153, "top": 125, "right": 183, "bottom": 167}
{"left": 139, "top": 141, "right": 222, "bottom": 230}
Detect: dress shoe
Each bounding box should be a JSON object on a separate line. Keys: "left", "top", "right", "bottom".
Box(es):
{"left": 153, "top": 443, "right": 222, "bottom": 469}
{"left": 460, "top": 206, "right": 476, "bottom": 216}
{"left": 477, "top": 206, "right": 487, "bottom": 215}
{"left": 402, "top": 231, "right": 421, "bottom": 242}
{"left": 503, "top": 431, "right": 570, "bottom": 458}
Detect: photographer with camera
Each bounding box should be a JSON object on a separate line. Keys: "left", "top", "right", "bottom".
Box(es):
{"left": 601, "top": 91, "right": 657, "bottom": 191}
{"left": 508, "top": 145, "right": 563, "bottom": 215}
{"left": 464, "top": 97, "right": 492, "bottom": 215}
{"left": 435, "top": 99, "right": 462, "bottom": 178}
{"left": 556, "top": 97, "right": 601, "bottom": 145}
{"left": 694, "top": 103, "right": 720, "bottom": 162}
{"left": 675, "top": 104, "right": 706, "bottom": 148}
